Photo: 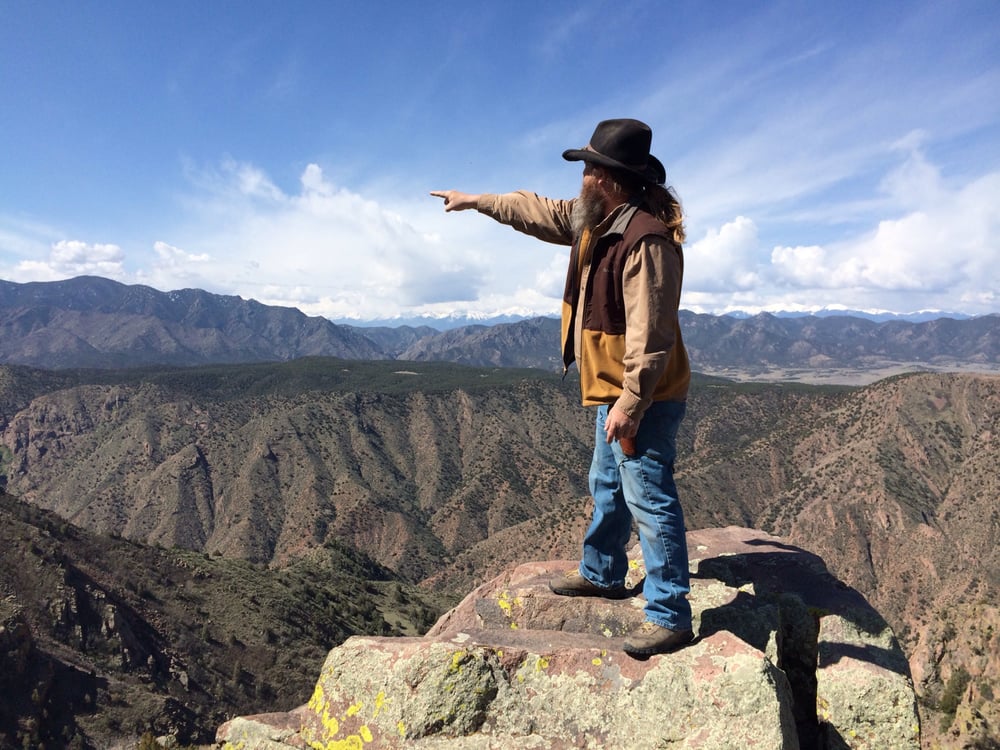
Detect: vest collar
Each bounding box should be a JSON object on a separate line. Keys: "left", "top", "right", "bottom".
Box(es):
{"left": 594, "top": 201, "right": 640, "bottom": 239}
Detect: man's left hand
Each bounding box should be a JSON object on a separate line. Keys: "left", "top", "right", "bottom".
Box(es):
{"left": 604, "top": 405, "right": 638, "bottom": 445}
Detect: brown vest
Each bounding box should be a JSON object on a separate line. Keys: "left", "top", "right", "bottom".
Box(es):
{"left": 560, "top": 207, "right": 689, "bottom": 406}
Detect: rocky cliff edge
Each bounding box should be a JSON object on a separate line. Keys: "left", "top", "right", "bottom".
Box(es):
{"left": 215, "top": 527, "right": 919, "bottom": 749}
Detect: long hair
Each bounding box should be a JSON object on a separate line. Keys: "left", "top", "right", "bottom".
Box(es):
{"left": 644, "top": 183, "right": 686, "bottom": 246}
{"left": 602, "top": 167, "right": 686, "bottom": 245}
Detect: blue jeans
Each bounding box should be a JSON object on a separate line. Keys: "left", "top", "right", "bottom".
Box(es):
{"left": 579, "top": 400, "right": 692, "bottom": 631}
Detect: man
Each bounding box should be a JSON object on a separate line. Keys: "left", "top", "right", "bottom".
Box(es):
{"left": 431, "top": 118, "right": 692, "bottom": 656}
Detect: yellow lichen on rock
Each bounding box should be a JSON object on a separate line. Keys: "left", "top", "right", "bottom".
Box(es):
{"left": 308, "top": 683, "right": 325, "bottom": 713}
{"left": 373, "top": 690, "right": 387, "bottom": 718}
{"left": 495, "top": 589, "right": 524, "bottom": 629}
{"left": 450, "top": 650, "right": 467, "bottom": 673}
{"left": 301, "top": 685, "right": 375, "bottom": 749}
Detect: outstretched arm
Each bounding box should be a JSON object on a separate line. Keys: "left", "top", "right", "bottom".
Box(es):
{"left": 432, "top": 190, "right": 575, "bottom": 245}
{"left": 430, "top": 190, "right": 481, "bottom": 212}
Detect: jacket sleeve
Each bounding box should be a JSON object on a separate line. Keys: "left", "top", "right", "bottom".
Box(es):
{"left": 477, "top": 191, "right": 575, "bottom": 246}
{"left": 616, "top": 235, "right": 683, "bottom": 419}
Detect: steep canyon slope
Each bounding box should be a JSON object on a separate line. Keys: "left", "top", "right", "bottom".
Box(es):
{"left": 679, "top": 372, "right": 1000, "bottom": 747}
{"left": 1, "top": 361, "right": 998, "bottom": 747}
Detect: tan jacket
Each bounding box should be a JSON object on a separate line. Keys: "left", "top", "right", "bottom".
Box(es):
{"left": 477, "top": 191, "right": 689, "bottom": 419}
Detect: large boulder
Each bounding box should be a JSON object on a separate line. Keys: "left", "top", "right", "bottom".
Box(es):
{"left": 215, "top": 527, "right": 919, "bottom": 749}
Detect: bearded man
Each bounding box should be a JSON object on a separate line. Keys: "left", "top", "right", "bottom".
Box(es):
{"left": 431, "top": 118, "right": 693, "bottom": 656}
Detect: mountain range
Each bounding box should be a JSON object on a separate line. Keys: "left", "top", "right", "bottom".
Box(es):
{"left": 1, "top": 276, "right": 998, "bottom": 379}
{"left": 333, "top": 307, "right": 973, "bottom": 329}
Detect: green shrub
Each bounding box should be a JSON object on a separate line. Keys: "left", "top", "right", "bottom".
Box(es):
{"left": 938, "top": 666, "right": 971, "bottom": 731}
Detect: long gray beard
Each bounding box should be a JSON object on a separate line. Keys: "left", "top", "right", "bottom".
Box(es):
{"left": 570, "top": 185, "right": 607, "bottom": 239}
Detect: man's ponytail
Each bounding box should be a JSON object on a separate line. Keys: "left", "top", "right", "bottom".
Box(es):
{"left": 645, "top": 184, "right": 686, "bottom": 245}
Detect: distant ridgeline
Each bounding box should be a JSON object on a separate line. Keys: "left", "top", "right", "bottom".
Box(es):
{"left": 1, "top": 276, "right": 998, "bottom": 373}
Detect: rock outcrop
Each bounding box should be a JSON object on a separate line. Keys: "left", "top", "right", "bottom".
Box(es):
{"left": 215, "top": 527, "right": 919, "bottom": 749}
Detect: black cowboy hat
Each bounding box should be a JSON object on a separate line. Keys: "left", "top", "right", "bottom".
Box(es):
{"left": 563, "top": 118, "right": 666, "bottom": 185}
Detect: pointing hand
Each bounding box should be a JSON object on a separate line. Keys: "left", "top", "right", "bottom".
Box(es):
{"left": 430, "top": 190, "right": 480, "bottom": 212}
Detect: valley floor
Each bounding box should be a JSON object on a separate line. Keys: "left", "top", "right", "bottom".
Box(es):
{"left": 699, "top": 362, "right": 1000, "bottom": 386}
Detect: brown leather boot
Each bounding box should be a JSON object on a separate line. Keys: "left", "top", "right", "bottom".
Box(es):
{"left": 548, "top": 571, "right": 630, "bottom": 599}
{"left": 623, "top": 621, "right": 694, "bottom": 655}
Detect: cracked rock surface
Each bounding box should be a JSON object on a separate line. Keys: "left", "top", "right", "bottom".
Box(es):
{"left": 215, "top": 527, "right": 919, "bottom": 749}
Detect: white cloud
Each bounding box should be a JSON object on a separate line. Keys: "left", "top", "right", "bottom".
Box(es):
{"left": 534, "top": 251, "right": 570, "bottom": 298}
{"left": 686, "top": 216, "right": 764, "bottom": 292}
{"left": 161, "top": 160, "right": 513, "bottom": 318}
{"left": 880, "top": 134, "right": 945, "bottom": 210}
{"left": 132, "top": 241, "right": 213, "bottom": 291}
{"left": 13, "top": 240, "right": 127, "bottom": 281}
{"left": 153, "top": 241, "right": 210, "bottom": 267}
{"left": 300, "top": 163, "right": 330, "bottom": 196}
{"left": 807, "top": 148, "right": 998, "bottom": 296}
{"left": 683, "top": 144, "right": 1000, "bottom": 315}
{"left": 770, "top": 244, "right": 829, "bottom": 287}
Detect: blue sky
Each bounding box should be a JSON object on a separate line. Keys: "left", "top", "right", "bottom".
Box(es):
{"left": 2, "top": 1, "right": 998, "bottom": 322}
